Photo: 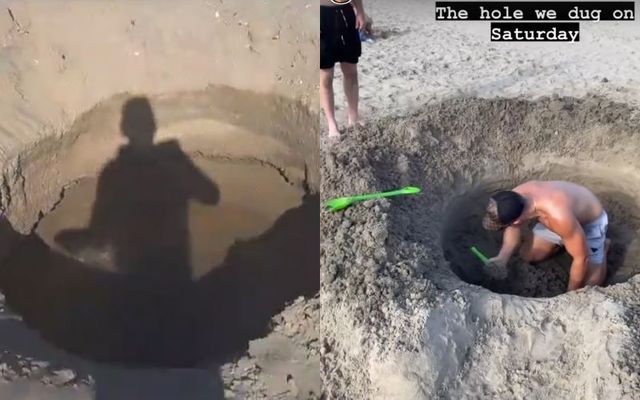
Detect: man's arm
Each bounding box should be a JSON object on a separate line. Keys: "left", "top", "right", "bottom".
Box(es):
{"left": 352, "top": 0, "right": 366, "bottom": 30}
{"left": 184, "top": 156, "right": 219, "bottom": 205}
{"left": 352, "top": 0, "right": 364, "bottom": 14}
{"left": 484, "top": 225, "right": 520, "bottom": 279}
{"left": 553, "top": 215, "right": 589, "bottom": 291}
{"left": 496, "top": 225, "right": 521, "bottom": 262}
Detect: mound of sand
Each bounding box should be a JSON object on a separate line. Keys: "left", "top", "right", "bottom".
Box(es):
{"left": 321, "top": 96, "right": 640, "bottom": 399}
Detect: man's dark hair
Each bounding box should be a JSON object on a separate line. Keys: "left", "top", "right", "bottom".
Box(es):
{"left": 482, "top": 191, "right": 526, "bottom": 230}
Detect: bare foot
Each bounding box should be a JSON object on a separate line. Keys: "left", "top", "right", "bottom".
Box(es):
{"left": 347, "top": 119, "right": 365, "bottom": 128}
{"left": 328, "top": 124, "right": 341, "bottom": 138}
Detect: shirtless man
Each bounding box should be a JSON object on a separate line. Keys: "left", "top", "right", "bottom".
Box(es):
{"left": 482, "top": 181, "right": 610, "bottom": 291}
{"left": 320, "top": 0, "right": 366, "bottom": 137}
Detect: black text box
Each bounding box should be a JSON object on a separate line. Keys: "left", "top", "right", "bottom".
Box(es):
{"left": 490, "top": 22, "right": 581, "bottom": 42}
{"left": 435, "top": 2, "right": 635, "bottom": 21}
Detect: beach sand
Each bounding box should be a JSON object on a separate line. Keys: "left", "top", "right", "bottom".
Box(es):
{"left": 322, "top": 0, "right": 640, "bottom": 398}
{"left": 323, "top": 0, "right": 640, "bottom": 134}
{"left": 0, "top": 1, "right": 320, "bottom": 399}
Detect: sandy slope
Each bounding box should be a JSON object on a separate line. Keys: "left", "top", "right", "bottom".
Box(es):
{"left": 0, "top": 0, "right": 318, "bottom": 163}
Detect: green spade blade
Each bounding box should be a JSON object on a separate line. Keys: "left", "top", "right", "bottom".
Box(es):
{"left": 470, "top": 246, "right": 489, "bottom": 264}
{"left": 324, "top": 186, "right": 421, "bottom": 212}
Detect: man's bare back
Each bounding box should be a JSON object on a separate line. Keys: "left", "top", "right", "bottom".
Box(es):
{"left": 482, "top": 180, "right": 609, "bottom": 291}
{"left": 513, "top": 180, "right": 603, "bottom": 229}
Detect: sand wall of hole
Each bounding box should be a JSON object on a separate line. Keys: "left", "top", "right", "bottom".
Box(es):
{"left": 321, "top": 95, "right": 640, "bottom": 399}
{"left": 0, "top": 87, "right": 319, "bottom": 367}
{"left": 1, "top": 87, "right": 319, "bottom": 233}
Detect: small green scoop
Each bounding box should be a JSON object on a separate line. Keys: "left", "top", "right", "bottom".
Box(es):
{"left": 325, "top": 186, "right": 421, "bottom": 212}
{"left": 470, "top": 246, "right": 489, "bottom": 264}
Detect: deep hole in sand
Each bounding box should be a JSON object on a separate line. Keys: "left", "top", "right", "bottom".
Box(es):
{"left": 356, "top": 96, "right": 640, "bottom": 300}
{"left": 442, "top": 166, "right": 640, "bottom": 298}
{"left": 0, "top": 90, "right": 319, "bottom": 367}
{"left": 322, "top": 95, "right": 640, "bottom": 397}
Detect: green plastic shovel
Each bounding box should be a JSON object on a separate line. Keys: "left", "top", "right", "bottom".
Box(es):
{"left": 324, "top": 186, "right": 421, "bottom": 212}
{"left": 470, "top": 246, "right": 489, "bottom": 264}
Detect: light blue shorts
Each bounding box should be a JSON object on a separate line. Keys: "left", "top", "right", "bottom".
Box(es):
{"left": 532, "top": 211, "right": 609, "bottom": 264}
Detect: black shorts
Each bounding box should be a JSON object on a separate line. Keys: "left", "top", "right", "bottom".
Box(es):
{"left": 320, "top": 4, "right": 362, "bottom": 69}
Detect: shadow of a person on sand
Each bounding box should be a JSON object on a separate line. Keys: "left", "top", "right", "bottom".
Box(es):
{"left": 54, "top": 97, "right": 220, "bottom": 365}
{"left": 0, "top": 96, "right": 319, "bottom": 399}
{"left": 56, "top": 96, "right": 219, "bottom": 285}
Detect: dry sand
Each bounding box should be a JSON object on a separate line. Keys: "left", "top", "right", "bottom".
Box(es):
{"left": 324, "top": 1, "right": 640, "bottom": 132}
{"left": 322, "top": 0, "right": 640, "bottom": 398}
{"left": 0, "top": 1, "right": 319, "bottom": 399}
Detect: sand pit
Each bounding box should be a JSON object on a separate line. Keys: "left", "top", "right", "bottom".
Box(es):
{"left": 322, "top": 96, "right": 640, "bottom": 398}
{"left": 0, "top": 89, "right": 319, "bottom": 368}
{"left": 0, "top": 1, "right": 319, "bottom": 397}
{"left": 443, "top": 166, "right": 640, "bottom": 298}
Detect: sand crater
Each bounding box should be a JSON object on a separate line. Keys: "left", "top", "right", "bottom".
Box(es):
{"left": 321, "top": 95, "right": 640, "bottom": 398}
{"left": 0, "top": 88, "right": 319, "bottom": 367}
{"left": 442, "top": 165, "right": 640, "bottom": 297}
{"left": 338, "top": 95, "right": 640, "bottom": 299}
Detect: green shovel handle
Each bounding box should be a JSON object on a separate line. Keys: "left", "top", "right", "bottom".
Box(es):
{"left": 348, "top": 186, "right": 421, "bottom": 202}
{"left": 470, "top": 246, "right": 489, "bottom": 264}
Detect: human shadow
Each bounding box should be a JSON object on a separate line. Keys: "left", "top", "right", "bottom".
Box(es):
{"left": 56, "top": 97, "right": 220, "bottom": 290}
{"left": 0, "top": 192, "right": 319, "bottom": 360}
{"left": 0, "top": 96, "right": 319, "bottom": 399}
{"left": 191, "top": 193, "right": 320, "bottom": 359}
{"left": 52, "top": 97, "right": 219, "bottom": 366}
{"left": 0, "top": 216, "right": 226, "bottom": 400}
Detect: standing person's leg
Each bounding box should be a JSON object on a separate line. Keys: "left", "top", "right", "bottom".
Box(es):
{"left": 337, "top": 3, "right": 363, "bottom": 129}
{"left": 340, "top": 62, "right": 361, "bottom": 127}
{"left": 320, "top": 67, "right": 340, "bottom": 137}
{"left": 320, "top": 5, "right": 341, "bottom": 137}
